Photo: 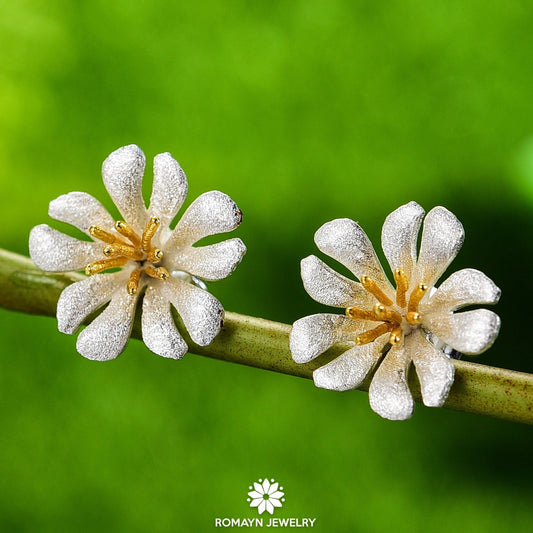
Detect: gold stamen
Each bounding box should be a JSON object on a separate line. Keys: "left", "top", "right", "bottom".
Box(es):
{"left": 389, "top": 326, "right": 402, "bottom": 345}
{"left": 373, "top": 303, "right": 402, "bottom": 324}
{"left": 115, "top": 221, "right": 142, "bottom": 247}
{"left": 355, "top": 322, "right": 394, "bottom": 345}
{"left": 394, "top": 267, "right": 409, "bottom": 308}
{"left": 360, "top": 275, "right": 393, "bottom": 306}
{"left": 85, "top": 256, "right": 128, "bottom": 276}
{"left": 141, "top": 216, "right": 161, "bottom": 252}
{"left": 102, "top": 242, "right": 144, "bottom": 261}
{"left": 346, "top": 306, "right": 380, "bottom": 321}
{"left": 145, "top": 265, "right": 169, "bottom": 280}
{"left": 147, "top": 248, "right": 164, "bottom": 263}
{"left": 127, "top": 269, "right": 142, "bottom": 295}
{"left": 408, "top": 283, "right": 428, "bottom": 313}
{"left": 89, "top": 225, "right": 116, "bottom": 245}
{"left": 406, "top": 311, "right": 422, "bottom": 325}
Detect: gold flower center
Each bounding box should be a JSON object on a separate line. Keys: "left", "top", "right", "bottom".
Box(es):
{"left": 345, "top": 268, "right": 428, "bottom": 347}
{"left": 86, "top": 216, "right": 169, "bottom": 295}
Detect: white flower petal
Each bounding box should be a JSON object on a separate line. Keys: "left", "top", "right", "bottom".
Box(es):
{"left": 270, "top": 498, "right": 282, "bottom": 508}
{"left": 250, "top": 498, "right": 263, "bottom": 508}
{"left": 262, "top": 479, "right": 271, "bottom": 493}
{"left": 415, "top": 206, "right": 465, "bottom": 288}
{"left": 313, "top": 341, "right": 384, "bottom": 391}
{"left": 76, "top": 289, "right": 139, "bottom": 361}
{"left": 258, "top": 501, "right": 267, "bottom": 515}
{"left": 253, "top": 482, "right": 263, "bottom": 494}
{"left": 166, "top": 191, "right": 242, "bottom": 249}
{"left": 270, "top": 492, "right": 284, "bottom": 500}
{"left": 265, "top": 500, "right": 274, "bottom": 515}
{"left": 29, "top": 224, "right": 102, "bottom": 272}
{"left": 314, "top": 218, "right": 393, "bottom": 297}
{"left": 408, "top": 330, "right": 454, "bottom": 407}
{"left": 248, "top": 491, "right": 262, "bottom": 499}
{"left": 57, "top": 271, "right": 128, "bottom": 334}
{"left": 49, "top": 191, "right": 116, "bottom": 235}
{"left": 169, "top": 238, "right": 246, "bottom": 281}
{"left": 369, "top": 343, "right": 414, "bottom": 420}
{"left": 102, "top": 144, "right": 147, "bottom": 233}
{"left": 268, "top": 482, "right": 279, "bottom": 494}
{"left": 300, "top": 255, "right": 374, "bottom": 308}
{"left": 420, "top": 268, "right": 501, "bottom": 316}
{"left": 424, "top": 309, "right": 501, "bottom": 355}
{"left": 142, "top": 285, "right": 188, "bottom": 359}
{"left": 160, "top": 277, "right": 224, "bottom": 346}
{"left": 148, "top": 152, "right": 188, "bottom": 229}
{"left": 290, "top": 313, "right": 361, "bottom": 363}
{"left": 381, "top": 201, "right": 425, "bottom": 282}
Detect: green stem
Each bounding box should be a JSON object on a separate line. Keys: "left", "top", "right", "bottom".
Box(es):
{"left": 1, "top": 249, "right": 532, "bottom": 424}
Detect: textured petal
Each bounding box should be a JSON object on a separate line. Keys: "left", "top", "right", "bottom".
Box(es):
{"left": 420, "top": 268, "right": 501, "bottom": 316}
{"left": 415, "top": 206, "right": 465, "bottom": 288}
{"left": 76, "top": 289, "right": 139, "bottom": 361}
{"left": 369, "top": 343, "right": 414, "bottom": 420}
{"left": 165, "top": 191, "right": 242, "bottom": 249}
{"left": 408, "top": 330, "right": 454, "bottom": 407}
{"left": 424, "top": 309, "right": 501, "bottom": 355}
{"left": 148, "top": 152, "right": 188, "bottom": 229}
{"left": 49, "top": 191, "right": 116, "bottom": 236}
{"left": 160, "top": 277, "right": 224, "bottom": 346}
{"left": 265, "top": 501, "right": 274, "bottom": 515}
{"left": 102, "top": 144, "right": 147, "bottom": 233}
{"left": 313, "top": 341, "right": 384, "bottom": 391}
{"left": 314, "top": 218, "right": 393, "bottom": 297}
{"left": 142, "top": 285, "right": 188, "bottom": 359}
{"left": 30, "top": 224, "right": 102, "bottom": 272}
{"left": 300, "top": 255, "right": 374, "bottom": 308}
{"left": 381, "top": 201, "right": 425, "bottom": 282}
{"left": 258, "top": 501, "right": 267, "bottom": 515}
{"left": 290, "top": 314, "right": 362, "bottom": 363}
{"left": 168, "top": 238, "right": 246, "bottom": 281}
{"left": 57, "top": 271, "right": 128, "bottom": 334}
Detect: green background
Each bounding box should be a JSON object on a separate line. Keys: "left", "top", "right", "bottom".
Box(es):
{"left": 1, "top": 1, "right": 533, "bottom": 531}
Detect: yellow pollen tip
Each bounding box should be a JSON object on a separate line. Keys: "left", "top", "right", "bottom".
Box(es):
{"left": 390, "top": 332, "right": 402, "bottom": 345}
{"left": 103, "top": 245, "right": 114, "bottom": 257}
{"left": 127, "top": 269, "right": 141, "bottom": 295}
{"left": 406, "top": 311, "right": 422, "bottom": 325}
{"left": 393, "top": 267, "right": 409, "bottom": 308}
{"left": 141, "top": 216, "right": 162, "bottom": 252}
{"left": 360, "top": 275, "right": 394, "bottom": 307}
{"left": 408, "top": 282, "right": 429, "bottom": 313}
{"left": 145, "top": 265, "right": 169, "bottom": 281}
{"left": 373, "top": 303, "right": 386, "bottom": 319}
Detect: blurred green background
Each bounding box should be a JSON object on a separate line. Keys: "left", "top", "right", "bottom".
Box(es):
{"left": 1, "top": 1, "right": 533, "bottom": 531}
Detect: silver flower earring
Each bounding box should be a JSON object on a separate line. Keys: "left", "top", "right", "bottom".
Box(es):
{"left": 29, "top": 144, "right": 246, "bottom": 361}
{"left": 290, "top": 201, "right": 501, "bottom": 420}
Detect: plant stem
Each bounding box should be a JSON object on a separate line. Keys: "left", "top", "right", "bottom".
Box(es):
{"left": 1, "top": 248, "right": 532, "bottom": 424}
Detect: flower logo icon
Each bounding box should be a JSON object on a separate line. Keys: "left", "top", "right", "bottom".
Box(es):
{"left": 247, "top": 478, "right": 285, "bottom": 515}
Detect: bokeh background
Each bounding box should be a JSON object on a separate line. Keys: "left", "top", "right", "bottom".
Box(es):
{"left": 1, "top": 1, "right": 533, "bottom": 531}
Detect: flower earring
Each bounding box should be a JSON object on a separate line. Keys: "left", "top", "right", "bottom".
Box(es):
{"left": 29, "top": 145, "right": 246, "bottom": 361}
{"left": 290, "top": 202, "right": 501, "bottom": 420}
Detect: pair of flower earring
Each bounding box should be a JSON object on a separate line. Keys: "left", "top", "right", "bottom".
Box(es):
{"left": 29, "top": 145, "right": 501, "bottom": 421}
